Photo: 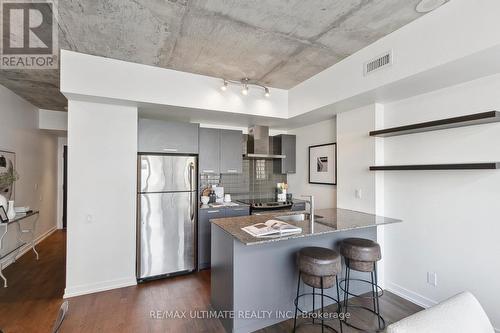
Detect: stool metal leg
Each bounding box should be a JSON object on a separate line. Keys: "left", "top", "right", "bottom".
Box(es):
{"left": 340, "top": 259, "right": 386, "bottom": 332}
{"left": 336, "top": 276, "right": 343, "bottom": 333}
{"left": 293, "top": 272, "right": 301, "bottom": 332}
{"left": 343, "top": 260, "right": 350, "bottom": 316}
{"left": 371, "top": 270, "right": 377, "bottom": 313}
{"left": 321, "top": 277, "right": 324, "bottom": 333}
{"left": 313, "top": 287, "right": 316, "bottom": 324}
{"left": 374, "top": 264, "right": 382, "bottom": 330}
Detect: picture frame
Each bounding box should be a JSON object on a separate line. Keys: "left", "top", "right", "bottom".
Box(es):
{"left": 308, "top": 143, "right": 337, "bottom": 185}
{"left": 0, "top": 205, "right": 8, "bottom": 223}
{"left": 0, "top": 150, "right": 16, "bottom": 200}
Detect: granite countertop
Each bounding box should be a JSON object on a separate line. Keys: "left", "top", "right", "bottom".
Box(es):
{"left": 210, "top": 208, "right": 402, "bottom": 246}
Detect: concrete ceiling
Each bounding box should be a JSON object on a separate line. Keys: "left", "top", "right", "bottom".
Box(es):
{"left": 0, "top": 0, "right": 425, "bottom": 111}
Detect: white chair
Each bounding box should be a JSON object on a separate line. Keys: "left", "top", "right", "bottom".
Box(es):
{"left": 386, "top": 291, "right": 494, "bottom": 333}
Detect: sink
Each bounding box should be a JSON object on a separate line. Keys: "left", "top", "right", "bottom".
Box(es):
{"left": 275, "top": 214, "right": 307, "bottom": 222}
{"left": 275, "top": 214, "right": 324, "bottom": 222}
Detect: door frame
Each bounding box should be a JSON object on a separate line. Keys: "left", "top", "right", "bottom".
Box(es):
{"left": 57, "top": 137, "right": 68, "bottom": 229}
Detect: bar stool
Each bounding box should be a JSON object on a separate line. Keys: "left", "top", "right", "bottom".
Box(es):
{"left": 340, "top": 238, "right": 385, "bottom": 331}
{"left": 293, "top": 247, "right": 343, "bottom": 333}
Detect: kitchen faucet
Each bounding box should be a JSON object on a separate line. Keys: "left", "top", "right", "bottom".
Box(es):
{"left": 301, "top": 195, "right": 315, "bottom": 232}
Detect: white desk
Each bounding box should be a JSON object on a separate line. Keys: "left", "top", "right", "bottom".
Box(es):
{"left": 0, "top": 211, "right": 40, "bottom": 287}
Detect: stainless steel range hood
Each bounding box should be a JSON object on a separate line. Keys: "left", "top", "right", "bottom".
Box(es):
{"left": 244, "top": 125, "right": 285, "bottom": 159}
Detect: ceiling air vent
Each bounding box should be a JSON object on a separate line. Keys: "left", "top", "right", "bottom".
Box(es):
{"left": 364, "top": 51, "right": 392, "bottom": 75}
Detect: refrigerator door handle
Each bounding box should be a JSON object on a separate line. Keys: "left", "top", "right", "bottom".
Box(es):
{"left": 189, "top": 162, "right": 195, "bottom": 221}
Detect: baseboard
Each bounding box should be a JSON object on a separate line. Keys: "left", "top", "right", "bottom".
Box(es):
{"left": 1, "top": 226, "right": 57, "bottom": 269}
{"left": 385, "top": 281, "right": 438, "bottom": 309}
{"left": 63, "top": 276, "right": 137, "bottom": 298}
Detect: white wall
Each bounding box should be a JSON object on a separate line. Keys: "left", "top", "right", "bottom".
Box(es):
{"left": 0, "top": 85, "right": 58, "bottom": 260}
{"left": 289, "top": 0, "right": 500, "bottom": 116}
{"left": 60, "top": 50, "right": 288, "bottom": 119}
{"left": 65, "top": 100, "right": 138, "bottom": 298}
{"left": 382, "top": 74, "right": 500, "bottom": 330}
{"left": 287, "top": 118, "right": 337, "bottom": 209}
{"left": 336, "top": 104, "right": 384, "bottom": 214}
{"left": 336, "top": 103, "right": 386, "bottom": 287}
{"left": 38, "top": 109, "right": 68, "bottom": 131}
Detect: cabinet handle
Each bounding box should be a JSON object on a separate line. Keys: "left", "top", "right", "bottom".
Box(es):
{"left": 207, "top": 210, "right": 220, "bottom": 213}
{"left": 202, "top": 170, "right": 215, "bottom": 173}
{"left": 233, "top": 208, "right": 247, "bottom": 211}
{"left": 227, "top": 169, "right": 238, "bottom": 173}
{"left": 163, "top": 148, "right": 178, "bottom": 152}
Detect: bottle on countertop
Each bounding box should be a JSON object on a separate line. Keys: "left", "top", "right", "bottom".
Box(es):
{"left": 209, "top": 190, "right": 216, "bottom": 204}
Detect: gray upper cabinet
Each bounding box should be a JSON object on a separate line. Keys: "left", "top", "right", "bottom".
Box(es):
{"left": 199, "top": 128, "right": 220, "bottom": 174}
{"left": 274, "top": 134, "right": 296, "bottom": 174}
{"left": 138, "top": 118, "right": 199, "bottom": 154}
{"left": 220, "top": 129, "right": 243, "bottom": 174}
{"left": 199, "top": 128, "right": 243, "bottom": 174}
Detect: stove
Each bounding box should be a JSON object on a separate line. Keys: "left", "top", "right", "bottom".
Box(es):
{"left": 237, "top": 198, "right": 294, "bottom": 213}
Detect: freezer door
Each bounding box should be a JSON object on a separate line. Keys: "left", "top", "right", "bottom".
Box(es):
{"left": 139, "top": 155, "right": 197, "bottom": 193}
{"left": 138, "top": 191, "right": 196, "bottom": 279}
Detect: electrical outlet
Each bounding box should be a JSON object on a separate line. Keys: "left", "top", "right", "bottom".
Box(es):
{"left": 86, "top": 214, "right": 93, "bottom": 224}
{"left": 355, "top": 189, "right": 362, "bottom": 199}
{"left": 427, "top": 272, "right": 437, "bottom": 287}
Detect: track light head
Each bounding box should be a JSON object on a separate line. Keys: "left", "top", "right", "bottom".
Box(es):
{"left": 221, "top": 80, "right": 228, "bottom": 91}
{"left": 241, "top": 84, "right": 249, "bottom": 95}
{"left": 264, "top": 87, "right": 270, "bottom": 97}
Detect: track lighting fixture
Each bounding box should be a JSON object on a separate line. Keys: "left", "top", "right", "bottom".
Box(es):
{"left": 219, "top": 78, "right": 270, "bottom": 98}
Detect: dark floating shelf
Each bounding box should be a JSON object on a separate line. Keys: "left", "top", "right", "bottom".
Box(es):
{"left": 370, "top": 111, "right": 500, "bottom": 137}
{"left": 370, "top": 163, "right": 500, "bottom": 171}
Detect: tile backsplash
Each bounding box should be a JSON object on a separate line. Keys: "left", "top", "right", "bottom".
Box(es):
{"left": 199, "top": 159, "right": 287, "bottom": 200}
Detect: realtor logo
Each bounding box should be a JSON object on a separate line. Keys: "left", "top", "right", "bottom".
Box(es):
{"left": 1, "top": 0, "right": 58, "bottom": 69}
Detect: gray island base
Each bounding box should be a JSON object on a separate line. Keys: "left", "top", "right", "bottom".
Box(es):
{"left": 210, "top": 208, "right": 402, "bottom": 333}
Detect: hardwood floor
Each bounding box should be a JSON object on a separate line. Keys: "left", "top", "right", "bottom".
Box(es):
{"left": 0, "top": 230, "right": 422, "bottom": 333}
{"left": 0, "top": 230, "right": 66, "bottom": 333}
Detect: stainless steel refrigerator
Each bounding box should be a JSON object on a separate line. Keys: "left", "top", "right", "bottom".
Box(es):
{"left": 137, "top": 154, "right": 197, "bottom": 281}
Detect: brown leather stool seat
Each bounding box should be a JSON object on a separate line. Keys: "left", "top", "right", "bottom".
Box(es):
{"left": 340, "top": 238, "right": 381, "bottom": 272}
{"left": 297, "top": 247, "right": 341, "bottom": 288}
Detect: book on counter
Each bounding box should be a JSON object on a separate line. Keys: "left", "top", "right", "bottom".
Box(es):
{"left": 242, "top": 220, "right": 302, "bottom": 238}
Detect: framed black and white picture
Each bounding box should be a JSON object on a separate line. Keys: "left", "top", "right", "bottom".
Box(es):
{"left": 0, "top": 205, "right": 8, "bottom": 223}
{"left": 308, "top": 143, "right": 336, "bottom": 185}
{"left": 0, "top": 150, "right": 16, "bottom": 200}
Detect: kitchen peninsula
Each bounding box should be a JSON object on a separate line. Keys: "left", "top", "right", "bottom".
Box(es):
{"left": 210, "top": 208, "right": 402, "bottom": 333}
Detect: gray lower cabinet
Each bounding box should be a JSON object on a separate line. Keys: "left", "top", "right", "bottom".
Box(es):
{"left": 198, "top": 206, "right": 250, "bottom": 270}
{"left": 273, "top": 134, "right": 296, "bottom": 174}
{"left": 138, "top": 118, "right": 199, "bottom": 154}
{"left": 220, "top": 130, "right": 243, "bottom": 174}
{"left": 198, "top": 208, "right": 225, "bottom": 270}
{"left": 199, "top": 128, "right": 220, "bottom": 174}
